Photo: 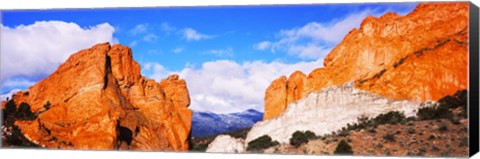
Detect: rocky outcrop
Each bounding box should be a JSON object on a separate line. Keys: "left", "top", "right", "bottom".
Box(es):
{"left": 206, "top": 135, "right": 246, "bottom": 153}
{"left": 263, "top": 76, "right": 288, "bottom": 120}
{"left": 286, "top": 71, "right": 308, "bottom": 107}
{"left": 263, "top": 2, "right": 468, "bottom": 120}
{"left": 248, "top": 83, "right": 431, "bottom": 144}
{"left": 4, "top": 43, "right": 192, "bottom": 151}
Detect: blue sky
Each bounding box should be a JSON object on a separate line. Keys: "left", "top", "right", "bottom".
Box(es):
{"left": 1, "top": 2, "right": 418, "bottom": 113}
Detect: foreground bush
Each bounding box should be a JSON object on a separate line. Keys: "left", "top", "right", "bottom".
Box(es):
{"left": 16, "top": 102, "right": 37, "bottom": 120}
{"left": 1, "top": 99, "right": 39, "bottom": 147}
{"left": 290, "top": 130, "right": 316, "bottom": 147}
{"left": 247, "top": 135, "right": 279, "bottom": 151}
{"left": 416, "top": 105, "right": 452, "bottom": 120}
{"left": 334, "top": 140, "right": 353, "bottom": 155}
{"left": 373, "top": 111, "right": 406, "bottom": 125}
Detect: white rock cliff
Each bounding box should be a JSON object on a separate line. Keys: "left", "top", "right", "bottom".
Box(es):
{"left": 245, "top": 83, "right": 434, "bottom": 144}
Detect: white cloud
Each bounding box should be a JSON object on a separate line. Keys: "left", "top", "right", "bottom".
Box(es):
{"left": 143, "top": 62, "right": 171, "bottom": 81}
{"left": 255, "top": 41, "right": 271, "bottom": 50}
{"left": 143, "top": 33, "right": 158, "bottom": 42}
{"left": 1, "top": 89, "right": 21, "bottom": 101}
{"left": 160, "top": 22, "right": 176, "bottom": 32}
{"left": 256, "top": 9, "right": 381, "bottom": 60}
{"left": 204, "top": 47, "right": 234, "bottom": 57}
{"left": 144, "top": 59, "right": 323, "bottom": 114}
{"left": 173, "top": 47, "right": 184, "bottom": 54}
{"left": 287, "top": 43, "right": 333, "bottom": 59}
{"left": 2, "top": 79, "right": 36, "bottom": 88}
{"left": 1, "top": 21, "right": 116, "bottom": 85}
{"left": 182, "top": 28, "right": 212, "bottom": 41}
{"left": 129, "top": 24, "right": 148, "bottom": 35}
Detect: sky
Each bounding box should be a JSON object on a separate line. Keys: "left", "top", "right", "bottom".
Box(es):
{"left": 0, "top": 2, "right": 419, "bottom": 114}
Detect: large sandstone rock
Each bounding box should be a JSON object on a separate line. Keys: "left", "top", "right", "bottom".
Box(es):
{"left": 263, "top": 76, "right": 287, "bottom": 120}
{"left": 286, "top": 71, "right": 307, "bottom": 106}
{"left": 263, "top": 2, "right": 468, "bottom": 120}
{"left": 5, "top": 43, "right": 192, "bottom": 151}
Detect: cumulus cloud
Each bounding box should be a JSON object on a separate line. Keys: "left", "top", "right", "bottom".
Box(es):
{"left": 143, "top": 62, "right": 171, "bottom": 81}
{"left": 182, "top": 28, "right": 212, "bottom": 41}
{"left": 0, "top": 21, "right": 116, "bottom": 90}
{"left": 256, "top": 9, "right": 381, "bottom": 60}
{"left": 144, "top": 59, "right": 323, "bottom": 114}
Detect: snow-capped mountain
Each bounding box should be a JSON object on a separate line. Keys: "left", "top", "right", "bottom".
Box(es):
{"left": 191, "top": 109, "right": 263, "bottom": 137}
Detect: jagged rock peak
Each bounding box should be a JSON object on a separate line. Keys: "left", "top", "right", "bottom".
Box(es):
{"left": 3, "top": 42, "right": 192, "bottom": 151}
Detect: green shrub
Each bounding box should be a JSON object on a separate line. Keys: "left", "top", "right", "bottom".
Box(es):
{"left": 191, "top": 144, "right": 208, "bottom": 152}
{"left": 454, "top": 90, "right": 467, "bottom": 106}
{"left": 247, "top": 135, "right": 279, "bottom": 151}
{"left": 43, "top": 101, "right": 51, "bottom": 110}
{"left": 438, "top": 96, "right": 461, "bottom": 109}
{"left": 438, "top": 125, "right": 448, "bottom": 132}
{"left": 304, "top": 130, "right": 316, "bottom": 139}
{"left": 418, "top": 90, "right": 468, "bottom": 120}
{"left": 373, "top": 111, "right": 406, "bottom": 125}
{"left": 290, "top": 130, "right": 316, "bottom": 147}
{"left": 4, "top": 124, "right": 37, "bottom": 147}
{"left": 5, "top": 99, "right": 17, "bottom": 115}
{"left": 345, "top": 112, "right": 406, "bottom": 133}
{"left": 16, "top": 102, "right": 37, "bottom": 120}
{"left": 383, "top": 133, "right": 395, "bottom": 142}
{"left": 416, "top": 105, "right": 452, "bottom": 120}
{"left": 334, "top": 140, "right": 353, "bottom": 155}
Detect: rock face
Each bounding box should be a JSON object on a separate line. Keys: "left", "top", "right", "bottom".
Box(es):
{"left": 247, "top": 83, "right": 431, "bottom": 144}
{"left": 263, "top": 2, "right": 469, "bottom": 120}
{"left": 4, "top": 43, "right": 192, "bottom": 151}
{"left": 206, "top": 135, "right": 246, "bottom": 153}
{"left": 263, "top": 76, "right": 288, "bottom": 120}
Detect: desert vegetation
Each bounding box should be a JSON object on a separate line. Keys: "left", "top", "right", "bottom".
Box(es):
{"left": 246, "top": 135, "right": 279, "bottom": 151}
{"left": 289, "top": 130, "right": 316, "bottom": 147}
{"left": 262, "top": 90, "right": 469, "bottom": 157}
{"left": 334, "top": 139, "right": 353, "bottom": 155}
{"left": 2, "top": 99, "right": 39, "bottom": 147}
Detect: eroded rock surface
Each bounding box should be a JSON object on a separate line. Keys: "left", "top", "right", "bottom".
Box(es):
{"left": 3, "top": 43, "right": 192, "bottom": 151}
{"left": 263, "top": 2, "right": 468, "bottom": 120}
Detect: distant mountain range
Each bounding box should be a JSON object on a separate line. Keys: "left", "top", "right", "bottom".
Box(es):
{"left": 191, "top": 109, "right": 263, "bottom": 137}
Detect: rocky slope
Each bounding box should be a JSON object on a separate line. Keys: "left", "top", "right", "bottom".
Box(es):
{"left": 263, "top": 2, "right": 468, "bottom": 120}
{"left": 248, "top": 83, "right": 430, "bottom": 144}
{"left": 192, "top": 109, "right": 263, "bottom": 137}
{"left": 1, "top": 43, "right": 192, "bottom": 151}
{"left": 264, "top": 118, "right": 468, "bottom": 157}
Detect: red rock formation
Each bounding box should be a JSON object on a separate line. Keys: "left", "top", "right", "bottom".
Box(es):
{"left": 5, "top": 43, "right": 192, "bottom": 151}
{"left": 263, "top": 76, "right": 287, "bottom": 120}
{"left": 286, "top": 71, "right": 307, "bottom": 105}
{"left": 263, "top": 2, "right": 469, "bottom": 120}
